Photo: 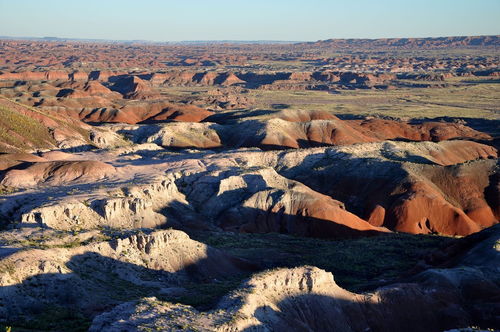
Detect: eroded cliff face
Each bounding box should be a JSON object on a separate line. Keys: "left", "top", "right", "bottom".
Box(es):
{"left": 89, "top": 224, "right": 500, "bottom": 332}
{"left": 0, "top": 36, "right": 499, "bottom": 332}
{"left": 17, "top": 174, "right": 186, "bottom": 230}
{"left": 1, "top": 136, "right": 497, "bottom": 237}
{"left": 0, "top": 229, "right": 257, "bottom": 322}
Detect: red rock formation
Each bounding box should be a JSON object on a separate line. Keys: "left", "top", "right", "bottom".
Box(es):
{"left": 219, "top": 72, "right": 245, "bottom": 86}
{"left": 229, "top": 117, "right": 491, "bottom": 150}
{"left": 82, "top": 81, "right": 116, "bottom": 96}
{"left": 367, "top": 204, "right": 386, "bottom": 227}
{"left": 388, "top": 181, "right": 481, "bottom": 235}
{"left": 289, "top": 72, "right": 313, "bottom": 81}
{"left": 350, "top": 119, "right": 491, "bottom": 142}
{"left": 111, "top": 76, "right": 161, "bottom": 100}
{"left": 69, "top": 71, "right": 89, "bottom": 81}
{"left": 292, "top": 148, "right": 498, "bottom": 237}
{"left": 196, "top": 72, "right": 218, "bottom": 85}
{"left": 426, "top": 140, "right": 497, "bottom": 166}
{"left": 59, "top": 101, "right": 214, "bottom": 124}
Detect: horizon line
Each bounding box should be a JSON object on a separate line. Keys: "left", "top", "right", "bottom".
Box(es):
{"left": 0, "top": 34, "right": 499, "bottom": 45}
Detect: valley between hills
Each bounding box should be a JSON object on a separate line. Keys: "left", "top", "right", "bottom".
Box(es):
{"left": 0, "top": 36, "right": 498, "bottom": 331}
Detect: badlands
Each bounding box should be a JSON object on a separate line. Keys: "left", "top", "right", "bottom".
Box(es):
{"left": 0, "top": 37, "right": 498, "bottom": 331}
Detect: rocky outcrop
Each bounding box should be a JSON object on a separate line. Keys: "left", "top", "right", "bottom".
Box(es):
{"left": 109, "top": 76, "right": 161, "bottom": 100}
{"left": 0, "top": 229, "right": 256, "bottom": 323}
{"left": 16, "top": 174, "right": 186, "bottom": 230}
{"left": 89, "top": 224, "right": 500, "bottom": 331}
{"left": 3, "top": 139, "right": 496, "bottom": 236}
{"left": 276, "top": 143, "right": 498, "bottom": 236}
{"left": 176, "top": 166, "right": 388, "bottom": 238}
{"left": 115, "top": 122, "right": 223, "bottom": 149}
{"left": 216, "top": 117, "right": 490, "bottom": 150}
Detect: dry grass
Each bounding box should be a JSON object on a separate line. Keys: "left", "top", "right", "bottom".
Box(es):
{"left": 0, "top": 104, "right": 56, "bottom": 152}
{"left": 248, "top": 82, "right": 500, "bottom": 120}
{"left": 157, "top": 80, "right": 500, "bottom": 121}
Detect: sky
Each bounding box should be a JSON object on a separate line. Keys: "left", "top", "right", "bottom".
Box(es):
{"left": 0, "top": 0, "right": 499, "bottom": 41}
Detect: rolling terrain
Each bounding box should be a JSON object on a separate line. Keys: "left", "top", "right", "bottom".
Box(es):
{"left": 0, "top": 37, "right": 498, "bottom": 331}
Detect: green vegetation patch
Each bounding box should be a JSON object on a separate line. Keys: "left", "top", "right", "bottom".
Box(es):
{"left": 170, "top": 276, "right": 250, "bottom": 310}
{"left": 194, "top": 231, "right": 450, "bottom": 292}
{"left": 0, "top": 105, "right": 55, "bottom": 152}
{"left": 3, "top": 306, "right": 91, "bottom": 332}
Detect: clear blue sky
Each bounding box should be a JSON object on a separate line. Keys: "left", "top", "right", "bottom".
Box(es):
{"left": 1, "top": 0, "right": 499, "bottom": 41}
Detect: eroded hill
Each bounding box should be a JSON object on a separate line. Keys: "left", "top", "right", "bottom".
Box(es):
{"left": 0, "top": 38, "right": 498, "bottom": 331}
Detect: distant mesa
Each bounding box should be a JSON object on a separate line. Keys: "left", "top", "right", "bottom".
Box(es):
{"left": 302, "top": 35, "right": 500, "bottom": 49}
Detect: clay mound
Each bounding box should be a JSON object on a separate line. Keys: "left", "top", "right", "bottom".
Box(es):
{"left": 148, "top": 72, "right": 173, "bottom": 85}
{"left": 0, "top": 153, "right": 47, "bottom": 171}
{"left": 0, "top": 160, "right": 116, "bottom": 187}
{"left": 162, "top": 71, "right": 196, "bottom": 85}
{"left": 417, "top": 160, "right": 499, "bottom": 229}
{"left": 60, "top": 101, "right": 214, "bottom": 124}
{"left": 220, "top": 115, "right": 492, "bottom": 150}
{"left": 111, "top": 76, "right": 161, "bottom": 100}
{"left": 388, "top": 181, "right": 483, "bottom": 235}
{"left": 56, "top": 88, "right": 89, "bottom": 99}
{"left": 222, "top": 118, "right": 376, "bottom": 149}
{"left": 424, "top": 140, "right": 497, "bottom": 165}
{"left": 220, "top": 187, "right": 388, "bottom": 238}
{"left": 127, "top": 122, "right": 222, "bottom": 149}
{"left": 39, "top": 151, "right": 76, "bottom": 161}
{"left": 83, "top": 81, "right": 118, "bottom": 96}
{"left": 91, "top": 226, "right": 500, "bottom": 331}
{"left": 0, "top": 71, "right": 69, "bottom": 81}
{"left": 285, "top": 144, "right": 498, "bottom": 236}
{"left": 177, "top": 167, "right": 388, "bottom": 238}
{"left": 55, "top": 81, "right": 121, "bottom": 100}
{"left": 195, "top": 72, "right": 218, "bottom": 85}
{"left": 352, "top": 118, "right": 491, "bottom": 142}
{"left": 0, "top": 97, "right": 91, "bottom": 153}
{"left": 275, "top": 109, "right": 339, "bottom": 122}
{"left": 141, "top": 103, "right": 214, "bottom": 123}
{"left": 219, "top": 72, "right": 245, "bottom": 86}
